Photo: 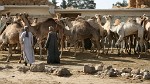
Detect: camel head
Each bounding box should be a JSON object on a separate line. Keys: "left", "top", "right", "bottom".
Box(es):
{"left": 75, "top": 15, "right": 85, "bottom": 21}
{"left": 114, "top": 19, "right": 121, "bottom": 26}
{"left": 126, "top": 18, "right": 137, "bottom": 25}
{"left": 136, "top": 14, "right": 149, "bottom": 25}
{"left": 103, "top": 15, "right": 112, "bottom": 21}
{"left": 60, "top": 17, "right": 73, "bottom": 28}
{"left": 18, "top": 13, "right": 31, "bottom": 27}
{"left": 0, "top": 15, "right": 7, "bottom": 22}
{"left": 95, "top": 14, "right": 102, "bottom": 19}
{"left": 0, "top": 13, "right": 12, "bottom": 24}
{"left": 141, "top": 14, "right": 149, "bottom": 21}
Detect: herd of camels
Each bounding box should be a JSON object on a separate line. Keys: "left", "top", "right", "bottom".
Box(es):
{"left": 0, "top": 12, "right": 150, "bottom": 63}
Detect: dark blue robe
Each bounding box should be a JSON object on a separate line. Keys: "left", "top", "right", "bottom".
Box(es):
{"left": 45, "top": 31, "right": 60, "bottom": 64}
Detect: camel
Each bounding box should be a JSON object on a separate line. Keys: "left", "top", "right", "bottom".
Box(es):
{"left": 94, "top": 14, "right": 112, "bottom": 53}
{"left": 60, "top": 16, "right": 101, "bottom": 56}
{"left": 136, "top": 14, "right": 150, "bottom": 52}
{"left": 31, "top": 18, "right": 38, "bottom": 26}
{"left": 110, "top": 17, "right": 144, "bottom": 58}
{"left": 0, "top": 14, "right": 23, "bottom": 62}
{"left": 102, "top": 15, "right": 118, "bottom": 54}
{"left": 136, "top": 14, "right": 150, "bottom": 40}
{"left": 19, "top": 13, "right": 64, "bottom": 58}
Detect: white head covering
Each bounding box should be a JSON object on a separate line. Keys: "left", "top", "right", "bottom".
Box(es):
{"left": 24, "top": 26, "right": 28, "bottom": 30}
{"left": 49, "top": 26, "right": 54, "bottom": 31}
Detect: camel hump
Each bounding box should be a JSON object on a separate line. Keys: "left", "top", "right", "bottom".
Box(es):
{"left": 44, "top": 18, "right": 55, "bottom": 22}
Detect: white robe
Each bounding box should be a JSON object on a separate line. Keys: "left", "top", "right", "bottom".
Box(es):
{"left": 20, "top": 31, "right": 35, "bottom": 64}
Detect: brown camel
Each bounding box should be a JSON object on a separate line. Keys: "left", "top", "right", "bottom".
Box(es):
{"left": 19, "top": 13, "right": 64, "bottom": 58}
{"left": 60, "top": 16, "right": 101, "bottom": 56}
{"left": 0, "top": 16, "right": 23, "bottom": 62}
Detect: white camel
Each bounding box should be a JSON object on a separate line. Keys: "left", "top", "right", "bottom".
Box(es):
{"left": 110, "top": 18, "right": 144, "bottom": 58}
{"left": 102, "top": 15, "right": 118, "bottom": 54}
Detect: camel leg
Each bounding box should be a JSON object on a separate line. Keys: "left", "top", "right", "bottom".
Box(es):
{"left": 110, "top": 40, "right": 114, "bottom": 53}
{"left": 39, "top": 42, "right": 43, "bottom": 59}
{"left": 18, "top": 52, "right": 23, "bottom": 63}
{"left": 59, "top": 38, "right": 63, "bottom": 58}
{"left": 102, "top": 37, "right": 107, "bottom": 54}
{"left": 18, "top": 43, "right": 22, "bottom": 63}
{"left": 6, "top": 45, "right": 12, "bottom": 62}
{"left": 81, "top": 41, "right": 84, "bottom": 52}
{"left": 95, "top": 40, "right": 100, "bottom": 56}
{"left": 138, "top": 39, "right": 144, "bottom": 58}
{"left": 73, "top": 44, "right": 77, "bottom": 56}
{"left": 65, "top": 40, "right": 68, "bottom": 50}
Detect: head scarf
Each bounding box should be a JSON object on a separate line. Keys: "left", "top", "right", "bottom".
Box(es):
{"left": 49, "top": 26, "right": 54, "bottom": 31}
{"left": 24, "top": 26, "right": 29, "bottom": 37}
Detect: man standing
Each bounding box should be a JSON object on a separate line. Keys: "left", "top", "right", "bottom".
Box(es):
{"left": 45, "top": 26, "right": 60, "bottom": 64}
{"left": 20, "top": 26, "right": 35, "bottom": 66}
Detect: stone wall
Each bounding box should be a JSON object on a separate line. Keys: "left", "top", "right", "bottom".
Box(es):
{"left": 128, "top": 0, "right": 150, "bottom": 8}
{"left": 0, "top": 0, "right": 49, "bottom": 5}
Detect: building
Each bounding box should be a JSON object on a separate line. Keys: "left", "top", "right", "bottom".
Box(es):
{"left": 0, "top": 0, "right": 150, "bottom": 22}
{"left": 0, "top": 0, "right": 53, "bottom": 21}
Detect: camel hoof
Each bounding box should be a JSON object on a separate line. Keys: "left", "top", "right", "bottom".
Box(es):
{"left": 138, "top": 55, "right": 141, "bottom": 59}
{"left": 96, "top": 53, "right": 100, "bottom": 57}
{"left": 110, "top": 51, "right": 113, "bottom": 53}
{"left": 134, "top": 52, "right": 138, "bottom": 55}
{"left": 106, "top": 52, "right": 109, "bottom": 55}
{"left": 128, "top": 52, "right": 131, "bottom": 55}
{"left": 18, "top": 61, "right": 21, "bottom": 63}
{"left": 40, "top": 57, "right": 44, "bottom": 60}
{"left": 101, "top": 52, "right": 104, "bottom": 54}
{"left": 73, "top": 54, "right": 76, "bottom": 56}
{"left": 6, "top": 60, "right": 10, "bottom": 62}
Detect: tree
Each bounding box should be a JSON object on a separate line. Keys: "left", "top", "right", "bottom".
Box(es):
{"left": 52, "top": 0, "right": 57, "bottom": 7}
{"left": 60, "top": 0, "right": 67, "bottom": 9}
{"left": 113, "top": 0, "right": 128, "bottom": 7}
{"left": 60, "top": 0, "right": 96, "bottom": 9}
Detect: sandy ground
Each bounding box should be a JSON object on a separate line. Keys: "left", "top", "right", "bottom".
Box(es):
{"left": 0, "top": 50, "right": 150, "bottom": 84}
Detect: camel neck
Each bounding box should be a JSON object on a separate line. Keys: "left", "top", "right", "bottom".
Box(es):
{"left": 97, "top": 19, "right": 103, "bottom": 27}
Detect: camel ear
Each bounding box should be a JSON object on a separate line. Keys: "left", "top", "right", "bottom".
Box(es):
{"left": 95, "top": 14, "right": 98, "bottom": 17}
{"left": 15, "top": 13, "right": 19, "bottom": 16}
{"left": 26, "top": 13, "right": 29, "bottom": 17}
{"left": 108, "top": 15, "right": 112, "bottom": 18}
{"left": 102, "top": 15, "right": 106, "bottom": 18}
{"left": 145, "top": 17, "right": 149, "bottom": 20}
{"left": 19, "top": 13, "right": 22, "bottom": 16}
{"left": 77, "top": 15, "right": 81, "bottom": 17}
{"left": 6, "top": 12, "right": 10, "bottom": 16}
{"left": 143, "top": 14, "right": 146, "bottom": 17}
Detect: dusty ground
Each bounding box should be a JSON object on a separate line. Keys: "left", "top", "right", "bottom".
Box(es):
{"left": 0, "top": 50, "right": 150, "bottom": 84}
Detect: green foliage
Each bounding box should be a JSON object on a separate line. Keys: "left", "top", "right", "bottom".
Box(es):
{"left": 60, "top": 0, "right": 67, "bottom": 9}
{"left": 60, "top": 0, "right": 96, "bottom": 9}
{"left": 113, "top": 0, "right": 128, "bottom": 7}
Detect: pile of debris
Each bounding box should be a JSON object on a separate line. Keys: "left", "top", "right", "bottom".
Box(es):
{"left": 17, "top": 62, "right": 72, "bottom": 77}
{"left": 83, "top": 63, "right": 150, "bottom": 81}
{"left": 128, "top": 0, "right": 150, "bottom": 8}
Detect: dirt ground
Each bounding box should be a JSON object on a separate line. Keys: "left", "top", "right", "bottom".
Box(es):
{"left": 0, "top": 50, "right": 150, "bottom": 84}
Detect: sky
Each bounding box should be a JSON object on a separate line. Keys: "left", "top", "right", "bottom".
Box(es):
{"left": 56, "top": 0, "right": 127, "bottom": 9}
